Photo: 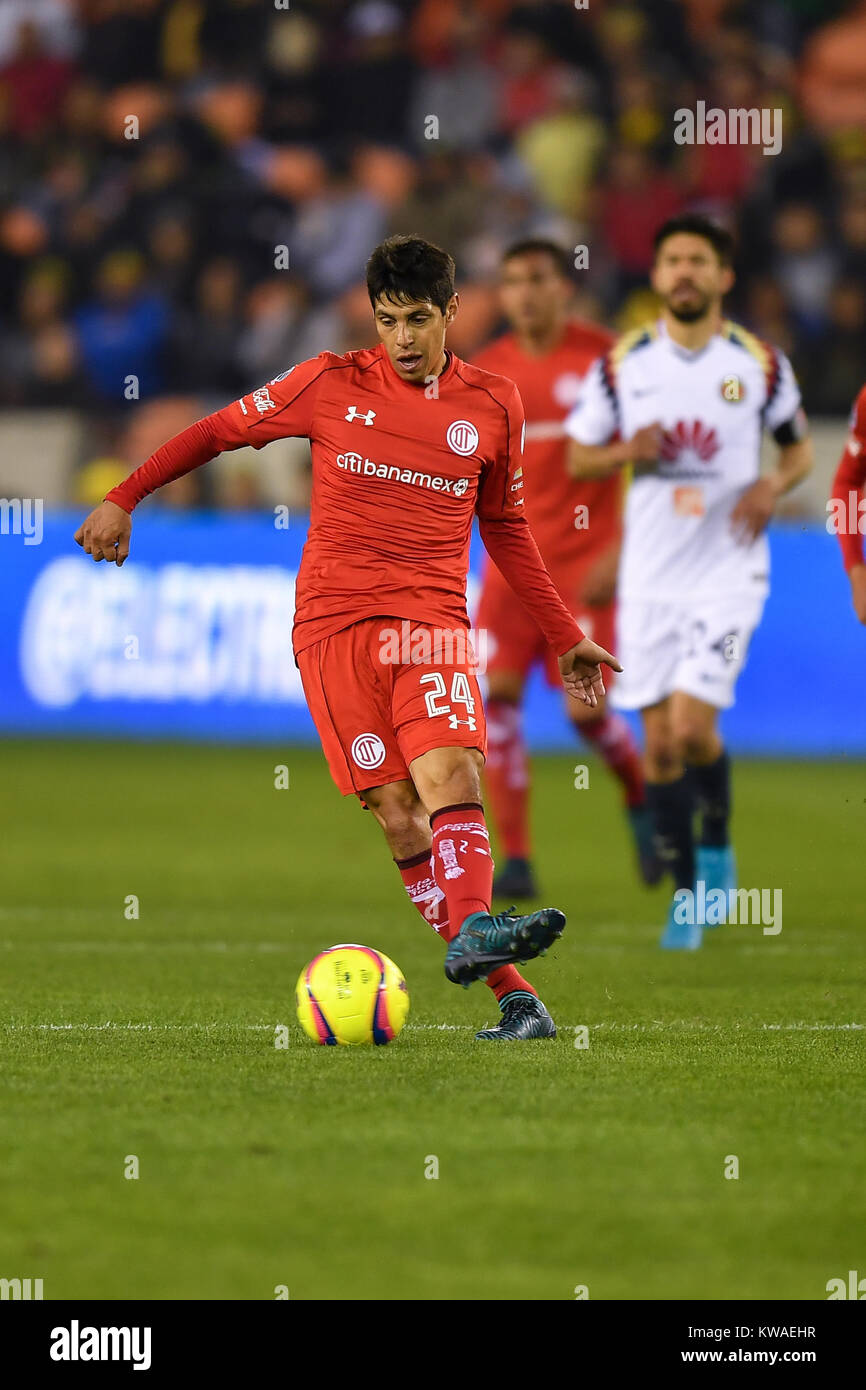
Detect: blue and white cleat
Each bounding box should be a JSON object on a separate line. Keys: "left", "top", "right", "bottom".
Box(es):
{"left": 659, "top": 895, "right": 702, "bottom": 951}
{"left": 696, "top": 845, "right": 737, "bottom": 927}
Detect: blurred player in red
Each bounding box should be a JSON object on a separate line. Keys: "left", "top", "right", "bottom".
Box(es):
{"left": 473, "top": 241, "right": 660, "bottom": 899}
{"left": 73, "top": 236, "right": 621, "bottom": 1042}
{"left": 829, "top": 382, "right": 866, "bottom": 625}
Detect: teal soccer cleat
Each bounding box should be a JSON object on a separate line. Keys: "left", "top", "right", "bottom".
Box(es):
{"left": 444, "top": 906, "right": 566, "bottom": 986}
{"left": 696, "top": 845, "right": 737, "bottom": 927}
{"left": 659, "top": 894, "right": 702, "bottom": 951}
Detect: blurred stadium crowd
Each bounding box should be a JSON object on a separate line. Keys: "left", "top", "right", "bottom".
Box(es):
{"left": 1, "top": 0, "right": 865, "bottom": 507}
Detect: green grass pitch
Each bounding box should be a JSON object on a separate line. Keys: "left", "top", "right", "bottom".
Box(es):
{"left": 0, "top": 740, "right": 863, "bottom": 1300}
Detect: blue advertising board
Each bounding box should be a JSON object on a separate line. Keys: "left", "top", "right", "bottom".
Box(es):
{"left": 0, "top": 513, "right": 863, "bottom": 754}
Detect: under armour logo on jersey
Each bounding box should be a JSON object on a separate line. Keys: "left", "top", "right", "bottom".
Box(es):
{"left": 346, "top": 406, "right": 376, "bottom": 425}
{"left": 448, "top": 714, "right": 477, "bottom": 731}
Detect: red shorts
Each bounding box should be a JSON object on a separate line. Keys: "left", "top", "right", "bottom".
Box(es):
{"left": 475, "top": 564, "right": 616, "bottom": 689}
{"left": 297, "top": 617, "right": 487, "bottom": 797}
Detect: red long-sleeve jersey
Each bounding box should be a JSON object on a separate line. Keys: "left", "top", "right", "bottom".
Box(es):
{"left": 829, "top": 383, "right": 866, "bottom": 573}
{"left": 106, "top": 343, "right": 585, "bottom": 660}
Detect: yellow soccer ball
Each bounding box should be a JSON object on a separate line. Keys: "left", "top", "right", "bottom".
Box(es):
{"left": 295, "top": 943, "right": 410, "bottom": 1046}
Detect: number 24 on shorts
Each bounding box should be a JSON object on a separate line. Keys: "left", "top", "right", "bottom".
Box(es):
{"left": 420, "top": 672, "right": 477, "bottom": 730}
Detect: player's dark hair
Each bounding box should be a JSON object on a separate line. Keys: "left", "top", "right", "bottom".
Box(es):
{"left": 502, "top": 238, "right": 572, "bottom": 278}
{"left": 366, "top": 235, "right": 456, "bottom": 314}
{"left": 653, "top": 214, "right": 735, "bottom": 266}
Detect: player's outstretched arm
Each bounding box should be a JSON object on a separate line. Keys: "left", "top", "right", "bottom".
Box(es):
{"left": 558, "top": 639, "right": 624, "bottom": 708}
{"left": 72, "top": 407, "right": 246, "bottom": 565}
{"left": 567, "top": 424, "right": 661, "bottom": 479}
{"left": 74, "top": 499, "right": 132, "bottom": 565}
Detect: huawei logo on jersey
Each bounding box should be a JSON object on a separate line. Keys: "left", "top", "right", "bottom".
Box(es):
{"left": 659, "top": 420, "right": 720, "bottom": 465}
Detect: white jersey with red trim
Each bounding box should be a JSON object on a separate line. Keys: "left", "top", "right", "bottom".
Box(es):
{"left": 564, "top": 318, "right": 804, "bottom": 602}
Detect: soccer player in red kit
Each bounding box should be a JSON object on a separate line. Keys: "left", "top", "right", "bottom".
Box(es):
{"left": 74, "top": 236, "right": 621, "bottom": 1042}
{"left": 829, "top": 383, "right": 866, "bottom": 625}
{"left": 473, "top": 241, "right": 660, "bottom": 899}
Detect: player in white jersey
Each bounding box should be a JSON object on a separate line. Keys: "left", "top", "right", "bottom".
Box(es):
{"left": 565, "top": 215, "right": 813, "bottom": 949}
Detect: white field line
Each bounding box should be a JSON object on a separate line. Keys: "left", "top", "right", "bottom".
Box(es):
{"left": 0, "top": 1021, "right": 861, "bottom": 1033}
{"left": 0, "top": 940, "right": 846, "bottom": 957}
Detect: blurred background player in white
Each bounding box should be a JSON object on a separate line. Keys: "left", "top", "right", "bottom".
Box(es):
{"left": 473, "top": 241, "right": 661, "bottom": 900}
{"left": 565, "top": 214, "right": 813, "bottom": 949}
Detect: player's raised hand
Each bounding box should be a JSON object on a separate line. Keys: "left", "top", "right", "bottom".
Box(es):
{"left": 730, "top": 477, "right": 777, "bottom": 544}
{"left": 74, "top": 499, "right": 132, "bottom": 565}
{"left": 558, "top": 637, "right": 623, "bottom": 707}
{"left": 850, "top": 565, "right": 866, "bottom": 625}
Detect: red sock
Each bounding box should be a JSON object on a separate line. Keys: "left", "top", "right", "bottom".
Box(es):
{"left": 397, "top": 817, "right": 536, "bottom": 1006}
{"left": 395, "top": 850, "right": 454, "bottom": 940}
{"left": 430, "top": 802, "right": 493, "bottom": 928}
{"left": 579, "top": 712, "right": 645, "bottom": 808}
{"left": 396, "top": 841, "right": 537, "bottom": 1004}
{"left": 485, "top": 965, "right": 538, "bottom": 1002}
{"left": 484, "top": 698, "right": 531, "bottom": 859}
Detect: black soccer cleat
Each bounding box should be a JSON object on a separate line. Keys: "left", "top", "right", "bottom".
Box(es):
{"left": 492, "top": 856, "right": 539, "bottom": 900}
{"left": 475, "top": 991, "right": 557, "bottom": 1041}
{"left": 444, "top": 905, "right": 566, "bottom": 986}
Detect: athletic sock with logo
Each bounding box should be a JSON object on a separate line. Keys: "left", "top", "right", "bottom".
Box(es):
{"left": 430, "top": 801, "right": 493, "bottom": 928}
{"left": 395, "top": 849, "right": 453, "bottom": 939}
{"left": 396, "top": 841, "right": 536, "bottom": 1001}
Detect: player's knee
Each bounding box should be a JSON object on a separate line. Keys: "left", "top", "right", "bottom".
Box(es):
{"left": 672, "top": 720, "right": 716, "bottom": 765}
{"left": 644, "top": 735, "right": 679, "bottom": 780}
{"left": 417, "top": 747, "right": 483, "bottom": 808}
{"left": 365, "top": 784, "right": 427, "bottom": 846}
